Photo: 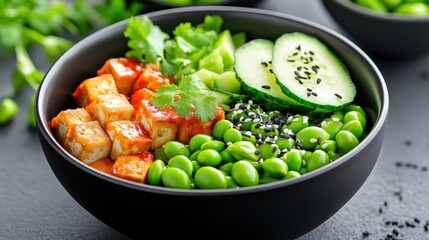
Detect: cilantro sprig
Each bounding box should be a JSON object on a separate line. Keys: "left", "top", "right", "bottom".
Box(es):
{"left": 124, "top": 15, "right": 225, "bottom": 121}
{"left": 0, "top": 0, "right": 145, "bottom": 128}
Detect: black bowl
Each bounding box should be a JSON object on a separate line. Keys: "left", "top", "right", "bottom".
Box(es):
{"left": 141, "top": 0, "right": 265, "bottom": 11}
{"left": 36, "top": 6, "right": 389, "bottom": 240}
{"left": 321, "top": 0, "right": 429, "bottom": 58}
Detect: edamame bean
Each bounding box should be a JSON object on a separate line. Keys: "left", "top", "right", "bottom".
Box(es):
{"left": 342, "top": 119, "right": 363, "bottom": 139}
{"left": 344, "top": 110, "right": 367, "bottom": 130}
{"left": 194, "top": 166, "right": 227, "bottom": 189}
{"left": 283, "top": 115, "right": 309, "bottom": 134}
{"left": 315, "top": 139, "right": 337, "bottom": 153}
{"left": 283, "top": 170, "right": 301, "bottom": 180}
{"left": 336, "top": 130, "right": 360, "bottom": 155}
{"left": 321, "top": 118, "right": 343, "bottom": 140}
{"left": 344, "top": 104, "right": 367, "bottom": 120}
{"left": 251, "top": 122, "right": 278, "bottom": 138}
{"left": 394, "top": 2, "right": 429, "bottom": 15}
{"left": 197, "top": 149, "right": 222, "bottom": 166}
{"left": 220, "top": 149, "right": 235, "bottom": 163}
{"left": 259, "top": 172, "right": 281, "bottom": 184}
{"left": 163, "top": 141, "right": 190, "bottom": 159}
{"left": 189, "top": 150, "right": 201, "bottom": 161}
{"left": 380, "top": 0, "right": 402, "bottom": 9}
{"left": 189, "top": 134, "right": 213, "bottom": 152}
{"left": 281, "top": 149, "right": 302, "bottom": 171}
{"left": 223, "top": 128, "right": 242, "bottom": 143}
{"left": 200, "top": 140, "right": 226, "bottom": 152}
{"left": 299, "top": 167, "right": 308, "bottom": 175}
{"left": 161, "top": 167, "right": 192, "bottom": 189}
{"left": 148, "top": 159, "right": 166, "bottom": 186}
{"left": 231, "top": 160, "right": 259, "bottom": 187}
{"left": 275, "top": 137, "right": 295, "bottom": 150}
{"left": 356, "top": 0, "right": 388, "bottom": 12}
{"left": 168, "top": 155, "right": 194, "bottom": 177}
{"left": 330, "top": 110, "right": 344, "bottom": 122}
{"left": 0, "top": 98, "right": 19, "bottom": 124}
{"left": 219, "top": 162, "right": 234, "bottom": 175}
{"left": 227, "top": 141, "right": 260, "bottom": 161}
{"left": 258, "top": 143, "right": 279, "bottom": 160}
{"left": 212, "top": 119, "right": 233, "bottom": 140}
{"left": 191, "top": 160, "right": 201, "bottom": 176}
{"left": 153, "top": 147, "right": 169, "bottom": 164}
{"left": 296, "top": 126, "right": 329, "bottom": 149}
{"left": 225, "top": 175, "right": 239, "bottom": 188}
{"left": 307, "top": 150, "right": 329, "bottom": 172}
{"left": 262, "top": 157, "right": 288, "bottom": 178}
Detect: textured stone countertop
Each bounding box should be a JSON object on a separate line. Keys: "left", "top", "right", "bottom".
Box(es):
{"left": 1, "top": 0, "right": 428, "bottom": 239}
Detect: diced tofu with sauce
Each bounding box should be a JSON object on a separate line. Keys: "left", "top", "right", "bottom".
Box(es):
{"left": 106, "top": 120, "right": 152, "bottom": 160}
{"left": 50, "top": 108, "right": 92, "bottom": 145}
{"left": 89, "top": 157, "right": 114, "bottom": 174}
{"left": 133, "top": 65, "right": 176, "bottom": 92}
{"left": 90, "top": 93, "right": 134, "bottom": 128}
{"left": 97, "top": 58, "right": 145, "bottom": 96}
{"left": 134, "top": 100, "right": 181, "bottom": 150}
{"left": 176, "top": 107, "right": 225, "bottom": 144}
{"left": 63, "top": 121, "right": 112, "bottom": 165}
{"left": 73, "top": 74, "right": 118, "bottom": 107}
{"left": 111, "top": 152, "right": 155, "bottom": 183}
{"left": 130, "top": 88, "right": 155, "bottom": 111}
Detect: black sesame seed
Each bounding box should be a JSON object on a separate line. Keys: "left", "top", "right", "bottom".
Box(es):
{"left": 404, "top": 140, "right": 412, "bottom": 146}
{"left": 311, "top": 92, "right": 318, "bottom": 96}
{"left": 296, "top": 45, "right": 301, "bottom": 51}
{"left": 317, "top": 78, "right": 322, "bottom": 84}
{"left": 422, "top": 166, "right": 428, "bottom": 171}
{"left": 297, "top": 66, "right": 302, "bottom": 71}
{"left": 261, "top": 62, "right": 268, "bottom": 67}
{"left": 379, "top": 207, "right": 383, "bottom": 214}
{"left": 293, "top": 52, "right": 298, "bottom": 56}
{"left": 262, "top": 85, "right": 271, "bottom": 89}
{"left": 392, "top": 229, "right": 399, "bottom": 236}
{"left": 269, "top": 69, "right": 274, "bottom": 73}
{"left": 298, "top": 80, "right": 303, "bottom": 85}
{"left": 386, "top": 221, "right": 392, "bottom": 225}
{"left": 309, "top": 51, "right": 314, "bottom": 55}
{"left": 414, "top": 217, "right": 420, "bottom": 224}
{"left": 362, "top": 231, "right": 370, "bottom": 237}
{"left": 307, "top": 88, "right": 312, "bottom": 92}
{"left": 392, "top": 221, "right": 398, "bottom": 226}
{"left": 307, "top": 92, "right": 311, "bottom": 97}
{"left": 305, "top": 71, "right": 311, "bottom": 75}
{"left": 396, "top": 162, "right": 403, "bottom": 167}
{"left": 312, "top": 65, "right": 319, "bottom": 73}
{"left": 334, "top": 93, "right": 343, "bottom": 99}
{"left": 255, "top": 149, "right": 261, "bottom": 155}
{"left": 287, "top": 59, "right": 295, "bottom": 62}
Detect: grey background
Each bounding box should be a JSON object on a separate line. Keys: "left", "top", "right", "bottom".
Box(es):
{"left": 1, "top": 0, "right": 428, "bottom": 239}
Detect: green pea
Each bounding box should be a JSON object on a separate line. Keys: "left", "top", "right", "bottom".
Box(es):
{"left": 283, "top": 115, "right": 309, "bottom": 134}
{"left": 283, "top": 170, "right": 301, "bottom": 180}
{"left": 307, "top": 150, "right": 329, "bottom": 172}
{"left": 321, "top": 118, "right": 344, "bottom": 140}
{"left": 282, "top": 148, "right": 302, "bottom": 171}
{"left": 28, "top": 96, "right": 36, "bottom": 129}
{"left": 394, "top": 2, "right": 429, "bottom": 15}
{"left": 259, "top": 172, "right": 281, "bottom": 184}
{"left": 168, "top": 155, "right": 194, "bottom": 177}
{"left": 197, "top": 149, "right": 222, "bottom": 166}
{"left": 0, "top": 98, "right": 19, "bottom": 124}
{"left": 161, "top": 167, "right": 192, "bottom": 189}
{"left": 231, "top": 160, "right": 259, "bottom": 187}
{"left": 220, "top": 149, "right": 235, "bottom": 163}
{"left": 344, "top": 110, "right": 367, "bottom": 130}
{"left": 212, "top": 119, "right": 233, "bottom": 140}
{"left": 189, "top": 134, "right": 213, "bottom": 152}
{"left": 153, "top": 147, "right": 169, "bottom": 164}
{"left": 163, "top": 141, "right": 190, "bottom": 159}
{"left": 336, "top": 130, "right": 360, "bottom": 155}
{"left": 219, "top": 162, "right": 234, "bottom": 175}
{"left": 225, "top": 175, "right": 239, "bottom": 188}
{"left": 356, "top": 0, "right": 388, "bottom": 12}
{"left": 200, "top": 140, "right": 226, "bottom": 152}
{"left": 315, "top": 139, "right": 337, "bottom": 153}
{"left": 296, "top": 126, "right": 329, "bottom": 149}
{"left": 342, "top": 120, "right": 364, "bottom": 139}
{"left": 194, "top": 166, "right": 227, "bottom": 189}
{"left": 258, "top": 143, "right": 279, "bottom": 160}
{"left": 191, "top": 160, "right": 201, "bottom": 176}
{"left": 262, "top": 157, "right": 288, "bottom": 178}
{"left": 189, "top": 150, "right": 201, "bottom": 161}
{"left": 275, "top": 137, "right": 295, "bottom": 150}
{"left": 148, "top": 159, "right": 166, "bottom": 186}
{"left": 223, "top": 128, "right": 242, "bottom": 143}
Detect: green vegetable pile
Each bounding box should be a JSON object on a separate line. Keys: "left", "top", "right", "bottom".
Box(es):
{"left": 0, "top": 0, "right": 145, "bottom": 128}
{"left": 351, "top": 0, "right": 429, "bottom": 15}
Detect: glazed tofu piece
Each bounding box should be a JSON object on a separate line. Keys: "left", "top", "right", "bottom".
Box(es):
{"left": 176, "top": 107, "right": 225, "bottom": 144}
{"left": 50, "top": 108, "right": 92, "bottom": 145}
{"left": 133, "top": 65, "right": 176, "bottom": 92}
{"left": 63, "top": 121, "right": 112, "bottom": 165}
{"left": 73, "top": 74, "right": 118, "bottom": 107}
{"left": 89, "top": 157, "right": 114, "bottom": 175}
{"left": 111, "top": 152, "right": 155, "bottom": 183}
{"left": 130, "top": 88, "right": 155, "bottom": 111}
{"left": 90, "top": 93, "right": 134, "bottom": 128}
{"left": 106, "top": 120, "right": 152, "bottom": 160}
{"left": 134, "top": 100, "right": 181, "bottom": 150}
{"left": 97, "top": 58, "right": 145, "bottom": 96}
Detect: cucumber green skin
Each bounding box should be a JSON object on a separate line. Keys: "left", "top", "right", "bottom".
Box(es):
{"left": 234, "top": 39, "right": 313, "bottom": 112}
{"left": 273, "top": 32, "right": 356, "bottom": 112}
{"left": 211, "top": 88, "right": 247, "bottom": 105}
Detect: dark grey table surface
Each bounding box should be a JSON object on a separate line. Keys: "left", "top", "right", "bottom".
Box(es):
{"left": 1, "top": 0, "right": 429, "bottom": 239}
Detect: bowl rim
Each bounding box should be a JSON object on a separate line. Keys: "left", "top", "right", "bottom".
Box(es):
{"left": 325, "top": 0, "right": 429, "bottom": 22}
{"left": 36, "top": 5, "right": 389, "bottom": 196}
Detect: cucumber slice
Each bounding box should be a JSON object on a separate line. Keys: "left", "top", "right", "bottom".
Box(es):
{"left": 210, "top": 88, "right": 247, "bottom": 105}
{"left": 234, "top": 38, "right": 312, "bottom": 111}
{"left": 213, "top": 71, "right": 242, "bottom": 94}
{"left": 214, "top": 30, "right": 236, "bottom": 70}
{"left": 272, "top": 32, "right": 356, "bottom": 111}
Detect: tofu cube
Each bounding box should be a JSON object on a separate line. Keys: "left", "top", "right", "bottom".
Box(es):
{"left": 90, "top": 93, "right": 134, "bottom": 128}
{"left": 89, "top": 157, "right": 114, "bottom": 175}
{"left": 133, "top": 65, "right": 176, "bottom": 92}
{"left": 73, "top": 74, "right": 118, "bottom": 107}
{"left": 134, "top": 100, "right": 181, "bottom": 150}
{"left": 111, "top": 152, "right": 155, "bottom": 183}
{"left": 63, "top": 121, "right": 112, "bottom": 165}
{"left": 130, "top": 88, "right": 155, "bottom": 111}
{"left": 106, "top": 120, "right": 152, "bottom": 160}
{"left": 176, "top": 107, "right": 225, "bottom": 144}
{"left": 97, "top": 58, "right": 144, "bottom": 96}
{"left": 50, "top": 108, "right": 92, "bottom": 145}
